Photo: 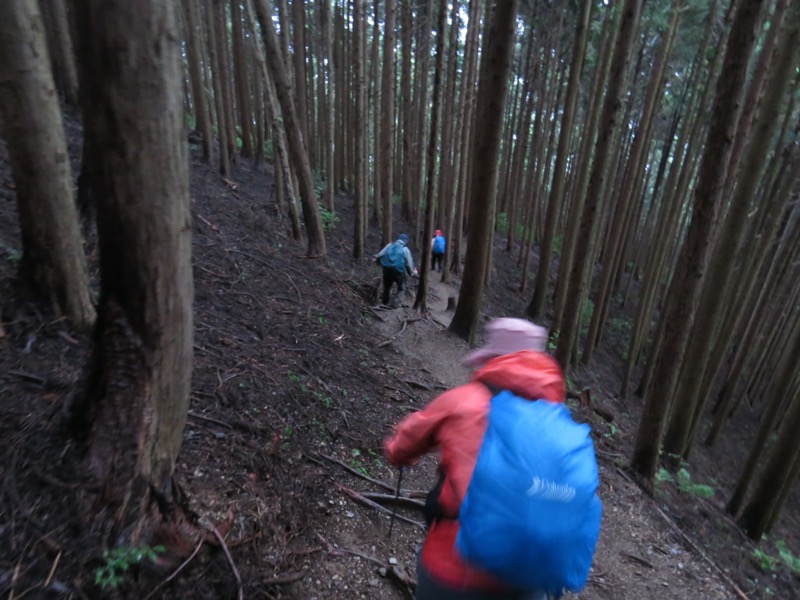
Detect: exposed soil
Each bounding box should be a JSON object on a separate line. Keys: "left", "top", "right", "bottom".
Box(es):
{"left": 0, "top": 132, "right": 798, "bottom": 600}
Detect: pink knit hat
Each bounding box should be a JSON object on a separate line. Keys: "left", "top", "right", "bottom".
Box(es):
{"left": 462, "top": 318, "right": 548, "bottom": 368}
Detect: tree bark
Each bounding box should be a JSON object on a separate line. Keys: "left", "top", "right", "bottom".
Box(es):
{"left": 290, "top": 0, "right": 310, "bottom": 164}
{"left": 69, "top": 0, "right": 193, "bottom": 540}
{"left": 414, "top": 0, "right": 447, "bottom": 313}
{"left": 0, "top": 0, "right": 95, "bottom": 329}
{"left": 352, "top": 0, "right": 367, "bottom": 259}
{"left": 664, "top": 4, "right": 799, "bottom": 460}
{"left": 231, "top": 0, "right": 254, "bottom": 158}
{"left": 180, "top": 0, "right": 214, "bottom": 163}
{"left": 39, "top": 0, "right": 79, "bottom": 106}
{"left": 379, "top": 0, "right": 396, "bottom": 245}
{"left": 254, "top": 0, "right": 326, "bottom": 257}
{"left": 555, "top": 0, "right": 642, "bottom": 367}
{"left": 206, "top": 0, "right": 231, "bottom": 175}
{"left": 630, "top": 0, "right": 765, "bottom": 483}
{"left": 449, "top": 0, "right": 518, "bottom": 342}
{"left": 738, "top": 385, "right": 800, "bottom": 541}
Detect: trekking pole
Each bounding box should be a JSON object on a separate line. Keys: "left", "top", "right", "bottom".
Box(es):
{"left": 387, "top": 467, "right": 404, "bottom": 538}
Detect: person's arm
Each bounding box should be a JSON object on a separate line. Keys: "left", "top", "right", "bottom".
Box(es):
{"left": 375, "top": 244, "right": 390, "bottom": 258}
{"left": 384, "top": 388, "right": 462, "bottom": 466}
{"left": 404, "top": 247, "right": 415, "bottom": 274}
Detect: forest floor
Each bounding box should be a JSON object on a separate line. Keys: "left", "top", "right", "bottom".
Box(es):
{"left": 0, "top": 132, "right": 798, "bottom": 600}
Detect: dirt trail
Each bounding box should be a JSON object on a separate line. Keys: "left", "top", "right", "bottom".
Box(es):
{"left": 323, "top": 272, "right": 738, "bottom": 600}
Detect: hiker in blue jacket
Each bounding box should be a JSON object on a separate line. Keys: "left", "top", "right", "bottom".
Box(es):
{"left": 431, "top": 229, "right": 446, "bottom": 272}
{"left": 375, "top": 233, "right": 417, "bottom": 306}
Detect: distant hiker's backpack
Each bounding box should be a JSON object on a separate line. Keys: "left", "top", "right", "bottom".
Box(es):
{"left": 380, "top": 242, "right": 406, "bottom": 274}
{"left": 456, "top": 390, "right": 601, "bottom": 596}
{"left": 433, "top": 235, "right": 445, "bottom": 253}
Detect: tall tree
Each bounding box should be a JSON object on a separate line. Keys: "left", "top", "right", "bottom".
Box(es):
{"left": 39, "top": 0, "right": 79, "bottom": 107}
{"left": 663, "top": 2, "right": 800, "bottom": 461}
{"left": 207, "top": 0, "right": 232, "bottom": 175}
{"left": 0, "top": 0, "right": 95, "bottom": 329}
{"left": 630, "top": 0, "right": 766, "bottom": 483}
{"left": 231, "top": 0, "right": 254, "bottom": 158}
{"left": 738, "top": 380, "right": 800, "bottom": 541}
{"left": 555, "top": 0, "right": 643, "bottom": 367}
{"left": 254, "top": 0, "right": 327, "bottom": 257}
{"left": 69, "top": 0, "right": 193, "bottom": 539}
{"left": 449, "top": 0, "right": 518, "bottom": 342}
{"left": 180, "top": 0, "right": 214, "bottom": 163}
{"left": 290, "top": 0, "right": 310, "bottom": 162}
{"left": 352, "top": 0, "right": 367, "bottom": 259}
{"left": 414, "top": 0, "right": 447, "bottom": 313}
{"left": 528, "top": 0, "right": 592, "bottom": 320}
{"left": 379, "top": 0, "right": 397, "bottom": 244}
{"left": 583, "top": 0, "right": 683, "bottom": 364}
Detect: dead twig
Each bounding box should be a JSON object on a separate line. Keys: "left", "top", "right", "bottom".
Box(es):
{"left": 261, "top": 571, "right": 306, "bottom": 586}
{"left": 196, "top": 213, "right": 221, "bottom": 233}
{"left": 384, "top": 385, "right": 418, "bottom": 402}
{"left": 316, "top": 534, "right": 415, "bottom": 599}
{"left": 227, "top": 248, "right": 301, "bottom": 301}
{"left": 337, "top": 484, "right": 426, "bottom": 531}
{"left": 8, "top": 370, "right": 47, "bottom": 385}
{"left": 377, "top": 318, "right": 420, "bottom": 347}
{"left": 359, "top": 491, "right": 426, "bottom": 511}
{"left": 402, "top": 379, "right": 432, "bottom": 391}
{"left": 43, "top": 551, "right": 61, "bottom": 588}
{"left": 651, "top": 504, "right": 750, "bottom": 600}
{"left": 207, "top": 526, "right": 243, "bottom": 600}
{"left": 620, "top": 552, "right": 654, "bottom": 569}
{"left": 187, "top": 411, "right": 233, "bottom": 429}
{"left": 314, "top": 454, "right": 396, "bottom": 493}
{"left": 142, "top": 540, "right": 204, "bottom": 600}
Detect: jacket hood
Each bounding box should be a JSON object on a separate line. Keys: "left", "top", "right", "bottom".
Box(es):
{"left": 470, "top": 350, "right": 565, "bottom": 403}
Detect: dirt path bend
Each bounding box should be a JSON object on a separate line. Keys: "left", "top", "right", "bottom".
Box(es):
{"left": 318, "top": 273, "right": 737, "bottom": 600}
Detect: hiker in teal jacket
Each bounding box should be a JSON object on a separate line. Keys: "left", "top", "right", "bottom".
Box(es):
{"left": 375, "top": 233, "right": 416, "bottom": 306}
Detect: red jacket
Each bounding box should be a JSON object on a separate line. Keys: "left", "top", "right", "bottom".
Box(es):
{"left": 384, "top": 350, "right": 566, "bottom": 591}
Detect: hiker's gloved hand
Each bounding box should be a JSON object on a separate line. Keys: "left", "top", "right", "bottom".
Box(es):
{"left": 413, "top": 268, "right": 419, "bottom": 277}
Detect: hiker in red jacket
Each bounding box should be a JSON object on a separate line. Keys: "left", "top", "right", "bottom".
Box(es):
{"left": 384, "top": 318, "right": 564, "bottom": 600}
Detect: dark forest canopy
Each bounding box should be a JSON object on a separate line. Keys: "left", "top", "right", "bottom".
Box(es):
{"left": 0, "top": 0, "right": 798, "bottom": 597}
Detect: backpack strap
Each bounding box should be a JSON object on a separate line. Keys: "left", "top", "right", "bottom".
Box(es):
{"left": 482, "top": 381, "right": 504, "bottom": 397}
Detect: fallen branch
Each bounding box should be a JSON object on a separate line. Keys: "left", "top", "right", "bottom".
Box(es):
{"left": 316, "top": 533, "right": 415, "bottom": 599}
{"left": 187, "top": 411, "right": 233, "bottom": 429}
{"left": 402, "top": 380, "right": 432, "bottom": 391}
{"left": 358, "top": 491, "right": 426, "bottom": 511}
{"left": 196, "top": 213, "right": 221, "bottom": 233}
{"left": 8, "top": 370, "right": 47, "bottom": 385}
{"left": 384, "top": 385, "right": 418, "bottom": 402}
{"left": 43, "top": 551, "right": 61, "bottom": 588}
{"left": 143, "top": 539, "right": 204, "bottom": 600}
{"left": 227, "top": 248, "right": 301, "bottom": 301}
{"left": 620, "top": 552, "right": 654, "bottom": 569}
{"left": 315, "top": 454, "right": 397, "bottom": 493}
{"left": 261, "top": 571, "right": 306, "bottom": 586}
{"left": 652, "top": 501, "right": 750, "bottom": 600}
{"left": 207, "top": 526, "right": 243, "bottom": 600}
{"left": 337, "top": 484, "right": 426, "bottom": 531}
{"left": 378, "top": 318, "right": 420, "bottom": 347}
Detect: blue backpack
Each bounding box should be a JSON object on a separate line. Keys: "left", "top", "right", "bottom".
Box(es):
{"left": 433, "top": 235, "right": 445, "bottom": 253}
{"left": 456, "top": 391, "right": 601, "bottom": 596}
{"left": 380, "top": 242, "right": 406, "bottom": 273}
